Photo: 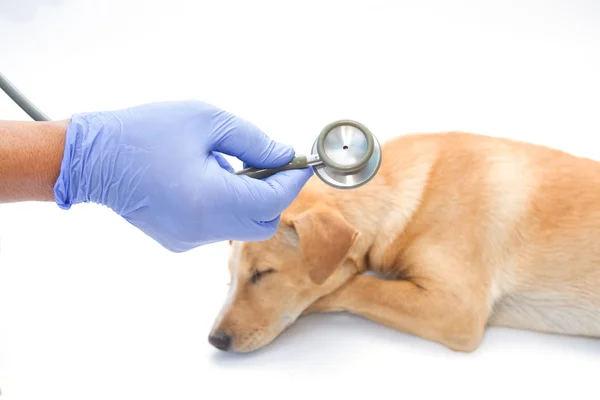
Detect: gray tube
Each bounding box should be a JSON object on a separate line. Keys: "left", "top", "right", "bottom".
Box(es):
{"left": 0, "top": 72, "right": 50, "bottom": 121}
{"left": 235, "top": 155, "right": 310, "bottom": 179}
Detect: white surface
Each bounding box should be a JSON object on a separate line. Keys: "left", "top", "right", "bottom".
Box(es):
{"left": 1, "top": 1, "right": 600, "bottom": 399}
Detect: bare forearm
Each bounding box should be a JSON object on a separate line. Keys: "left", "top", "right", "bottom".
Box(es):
{"left": 0, "top": 120, "right": 69, "bottom": 202}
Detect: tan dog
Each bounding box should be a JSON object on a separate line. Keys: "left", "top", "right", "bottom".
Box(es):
{"left": 208, "top": 132, "right": 600, "bottom": 353}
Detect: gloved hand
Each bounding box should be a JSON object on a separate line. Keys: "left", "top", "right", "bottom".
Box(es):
{"left": 53, "top": 101, "right": 313, "bottom": 252}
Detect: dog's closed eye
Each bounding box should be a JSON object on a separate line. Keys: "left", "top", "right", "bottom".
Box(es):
{"left": 251, "top": 268, "right": 275, "bottom": 284}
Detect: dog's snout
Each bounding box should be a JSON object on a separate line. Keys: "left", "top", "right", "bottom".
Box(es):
{"left": 208, "top": 332, "right": 232, "bottom": 351}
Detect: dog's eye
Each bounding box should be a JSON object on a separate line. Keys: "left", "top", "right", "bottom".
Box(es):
{"left": 250, "top": 268, "right": 275, "bottom": 284}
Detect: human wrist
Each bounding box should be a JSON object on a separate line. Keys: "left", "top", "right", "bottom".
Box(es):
{"left": 41, "top": 120, "right": 69, "bottom": 201}
{"left": 0, "top": 119, "right": 67, "bottom": 202}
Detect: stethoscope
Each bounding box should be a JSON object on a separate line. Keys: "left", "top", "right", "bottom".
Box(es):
{"left": 236, "top": 120, "right": 382, "bottom": 189}
{"left": 1, "top": 72, "right": 382, "bottom": 189}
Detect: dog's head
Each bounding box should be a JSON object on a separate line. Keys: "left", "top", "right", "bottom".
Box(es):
{"left": 208, "top": 204, "right": 361, "bottom": 352}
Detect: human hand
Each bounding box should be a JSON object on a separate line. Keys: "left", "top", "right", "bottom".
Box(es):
{"left": 53, "top": 101, "right": 313, "bottom": 252}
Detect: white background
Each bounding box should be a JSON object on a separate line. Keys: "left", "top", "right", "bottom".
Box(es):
{"left": 1, "top": 0, "right": 599, "bottom": 399}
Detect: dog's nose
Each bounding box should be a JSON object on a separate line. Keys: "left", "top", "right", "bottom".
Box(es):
{"left": 208, "top": 332, "right": 232, "bottom": 351}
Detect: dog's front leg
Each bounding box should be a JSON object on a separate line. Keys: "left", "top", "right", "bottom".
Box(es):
{"left": 305, "top": 274, "right": 489, "bottom": 352}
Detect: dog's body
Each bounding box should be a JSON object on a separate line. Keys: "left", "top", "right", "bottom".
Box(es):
{"left": 210, "top": 132, "right": 600, "bottom": 353}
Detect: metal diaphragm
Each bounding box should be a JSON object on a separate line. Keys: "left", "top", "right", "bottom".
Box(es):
{"left": 311, "top": 120, "right": 382, "bottom": 189}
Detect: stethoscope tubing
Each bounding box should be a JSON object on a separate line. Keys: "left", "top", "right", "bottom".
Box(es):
{"left": 234, "top": 154, "right": 323, "bottom": 180}
{"left": 0, "top": 72, "right": 50, "bottom": 122}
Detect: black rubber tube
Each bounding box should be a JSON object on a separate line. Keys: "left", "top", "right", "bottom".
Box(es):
{"left": 234, "top": 155, "right": 310, "bottom": 179}
{"left": 0, "top": 72, "right": 49, "bottom": 121}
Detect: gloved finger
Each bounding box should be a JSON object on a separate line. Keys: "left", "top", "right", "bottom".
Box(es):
{"left": 241, "top": 167, "right": 314, "bottom": 222}
{"left": 210, "top": 112, "right": 295, "bottom": 168}
{"left": 212, "top": 151, "right": 234, "bottom": 173}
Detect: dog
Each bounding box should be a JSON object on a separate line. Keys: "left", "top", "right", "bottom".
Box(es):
{"left": 208, "top": 131, "right": 600, "bottom": 353}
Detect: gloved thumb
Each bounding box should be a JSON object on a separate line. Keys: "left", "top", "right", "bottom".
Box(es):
{"left": 210, "top": 112, "right": 294, "bottom": 168}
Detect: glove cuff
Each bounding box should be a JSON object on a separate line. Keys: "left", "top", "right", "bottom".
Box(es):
{"left": 53, "top": 112, "right": 104, "bottom": 209}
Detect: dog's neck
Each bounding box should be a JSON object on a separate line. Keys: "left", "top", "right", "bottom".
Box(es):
{"left": 297, "top": 153, "right": 434, "bottom": 272}
{"left": 294, "top": 176, "right": 394, "bottom": 271}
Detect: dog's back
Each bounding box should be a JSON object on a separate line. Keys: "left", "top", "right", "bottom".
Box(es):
{"left": 361, "top": 132, "right": 600, "bottom": 337}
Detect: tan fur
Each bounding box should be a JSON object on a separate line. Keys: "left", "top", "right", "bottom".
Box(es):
{"left": 209, "top": 132, "right": 600, "bottom": 353}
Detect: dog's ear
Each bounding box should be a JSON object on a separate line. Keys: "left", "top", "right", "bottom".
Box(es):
{"left": 291, "top": 207, "right": 359, "bottom": 285}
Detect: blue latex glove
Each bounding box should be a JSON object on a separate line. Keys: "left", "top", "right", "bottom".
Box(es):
{"left": 53, "top": 101, "right": 313, "bottom": 252}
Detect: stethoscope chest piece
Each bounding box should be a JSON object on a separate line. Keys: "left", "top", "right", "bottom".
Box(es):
{"left": 235, "top": 119, "right": 382, "bottom": 190}
{"left": 311, "top": 120, "right": 382, "bottom": 189}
